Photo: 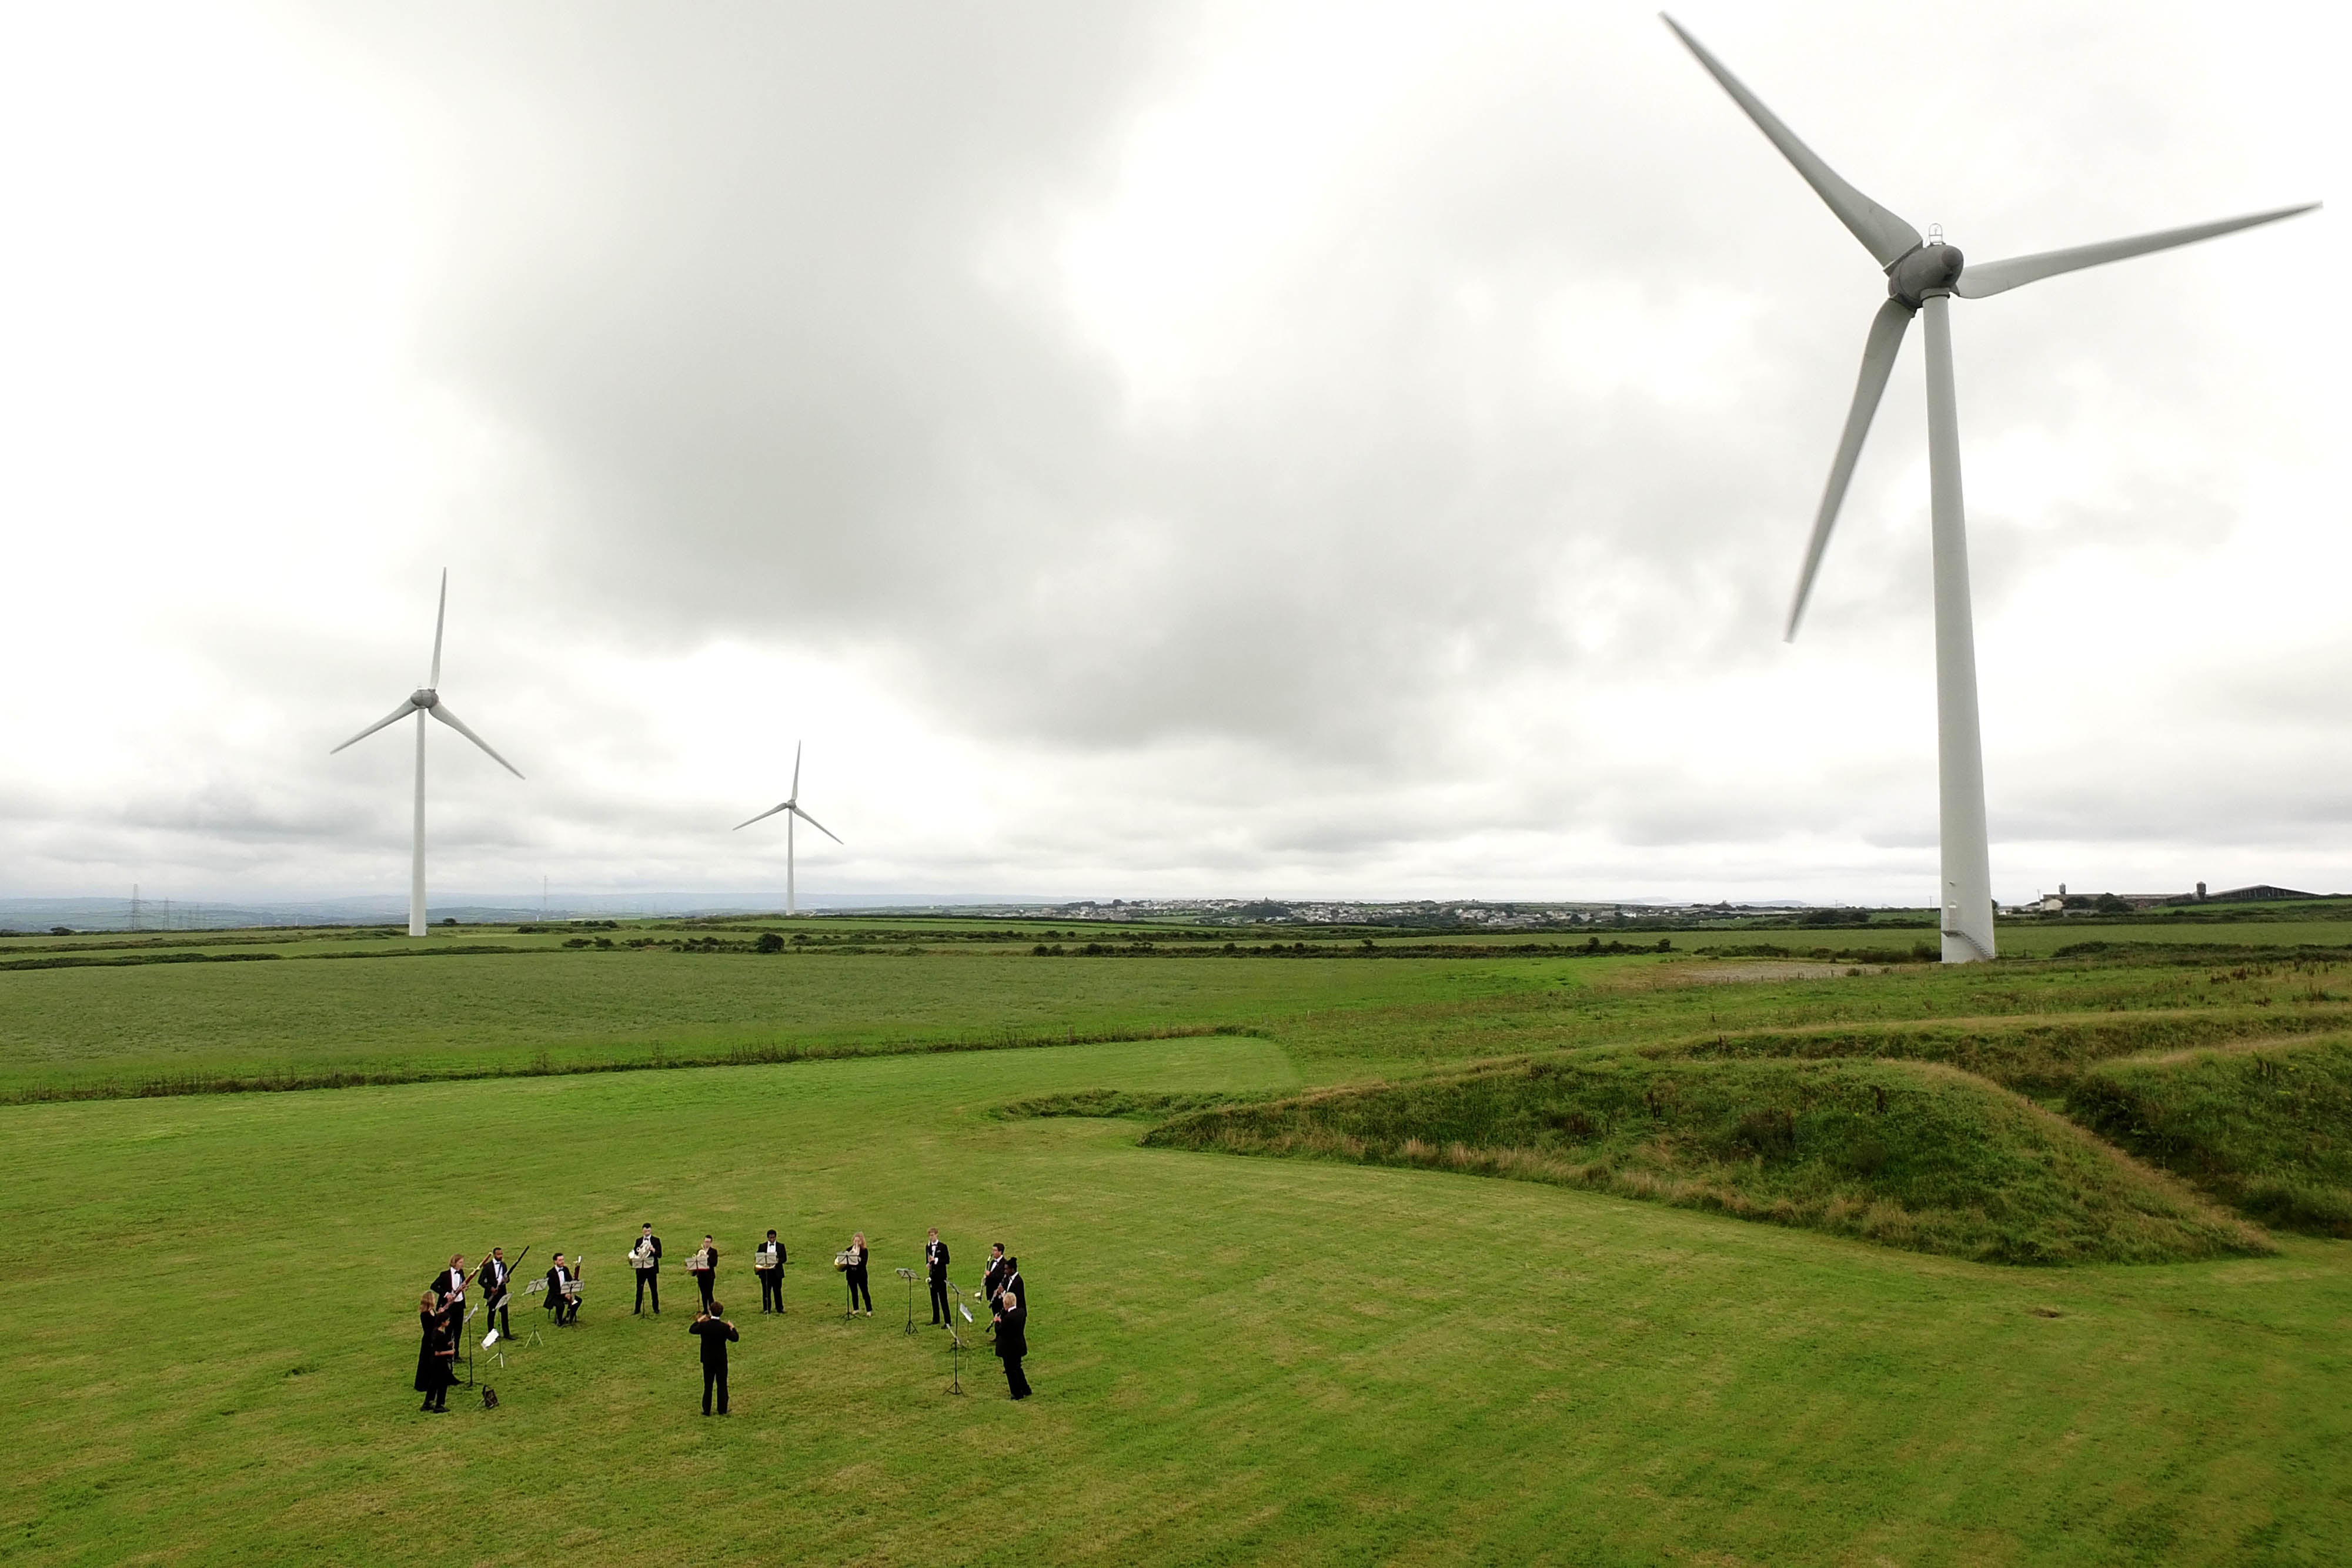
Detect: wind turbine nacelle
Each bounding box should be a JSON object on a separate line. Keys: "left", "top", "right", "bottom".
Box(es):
{"left": 1887, "top": 242, "right": 1965, "bottom": 309}
{"left": 411, "top": 688, "right": 439, "bottom": 709}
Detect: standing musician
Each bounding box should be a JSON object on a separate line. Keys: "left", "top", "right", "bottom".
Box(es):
{"left": 924, "top": 1229, "right": 952, "bottom": 1326}
{"left": 980, "top": 1243, "right": 1010, "bottom": 1338}
{"left": 690, "top": 1299, "right": 740, "bottom": 1416}
{"left": 1000, "top": 1254, "right": 1024, "bottom": 1312}
{"left": 478, "top": 1247, "right": 513, "bottom": 1342}
{"left": 992, "top": 1286, "right": 1031, "bottom": 1401}
{"left": 429, "top": 1254, "right": 470, "bottom": 1326}
{"left": 980, "top": 1243, "right": 1010, "bottom": 1306}
{"left": 756, "top": 1230, "right": 785, "bottom": 1313}
{"left": 632, "top": 1223, "right": 663, "bottom": 1315}
{"left": 415, "top": 1289, "right": 456, "bottom": 1413}
{"left": 547, "top": 1253, "right": 582, "bottom": 1326}
{"left": 690, "top": 1234, "right": 719, "bottom": 1312}
{"left": 843, "top": 1232, "right": 873, "bottom": 1316}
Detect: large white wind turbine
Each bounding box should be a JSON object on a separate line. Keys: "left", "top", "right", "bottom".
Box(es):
{"left": 734, "top": 742, "right": 841, "bottom": 917}
{"left": 1664, "top": 16, "right": 2316, "bottom": 963}
{"left": 330, "top": 571, "right": 525, "bottom": 937}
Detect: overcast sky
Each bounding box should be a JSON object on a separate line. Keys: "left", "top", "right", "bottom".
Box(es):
{"left": 1, "top": 0, "right": 2341, "bottom": 907}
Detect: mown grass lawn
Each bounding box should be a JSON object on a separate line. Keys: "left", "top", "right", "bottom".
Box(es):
{"left": 5, "top": 1034, "right": 2347, "bottom": 1566}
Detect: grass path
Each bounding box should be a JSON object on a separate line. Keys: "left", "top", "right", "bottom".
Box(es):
{"left": 5, "top": 1036, "right": 2348, "bottom": 1564}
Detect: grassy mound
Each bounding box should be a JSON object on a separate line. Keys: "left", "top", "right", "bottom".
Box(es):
{"left": 1144, "top": 1055, "right": 2268, "bottom": 1264}
{"left": 2067, "top": 1037, "right": 2352, "bottom": 1236}
{"left": 1652, "top": 1005, "right": 2352, "bottom": 1096}
{"left": 995, "top": 1086, "right": 1265, "bottom": 1120}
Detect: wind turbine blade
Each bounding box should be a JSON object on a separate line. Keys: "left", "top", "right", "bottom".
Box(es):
{"left": 1788, "top": 297, "right": 1913, "bottom": 640}
{"left": 1954, "top": 202, "right": 2318, "bottom": 299}
{"left": 429, "top": 569, "right": 448, "bottom": 688}
{"left": 1661, "top": 16, "right": 1922, "bottom": 269}
{"left": 734, "top": 801, "right": 791, "bottom": 831}
{"left": 788, "top": 804, "right": 843, "bottom": 845}
{"left": 791, "top": 741, "right": 801, "bottom": 802}
{"left": 426, "top": 703, "right": 524, "bottom": 778}
{"left": 330, "top": 698, "right": 422, "bottom": 754}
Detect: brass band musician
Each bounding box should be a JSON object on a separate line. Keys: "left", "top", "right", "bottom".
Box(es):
{"left": 690, "top": 1233, "right": 719, "bottom": 1312}
{"left": 632, "top": 1223, "right": 663, "bottom": 1315}
{"left": 756, "top": 1229, "right": 784, "bottom": 1313}
{"left": 925, "top": 1229, "right": 952, "bottom": 1326}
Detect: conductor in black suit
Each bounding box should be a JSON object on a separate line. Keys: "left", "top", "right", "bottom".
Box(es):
{"left": 924, "top": 1229, "right": 952, "bottom": 1326}
{"left": 756, "top": 1230, "right": 784, "bottom": 1313}
{"left": 633, "top": 1223, "right": 663, "bottom": 1315}
{"left": 992, "top": 1288, "right": 1031, "bottom": 1400}
{"left": 690, "top": 1300, "right": 739, "bottom": 1415}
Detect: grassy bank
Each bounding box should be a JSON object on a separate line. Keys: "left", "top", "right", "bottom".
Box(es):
{"left": 1144, "top": 1055, "right": 2266, "bottom": 1265}
{"left": 2069, "top": 1036, "right": 2352, "bottom": 1237}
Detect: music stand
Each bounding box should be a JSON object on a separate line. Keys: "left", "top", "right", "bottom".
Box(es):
{"left": 896, "top": 1267, "right": 918, "bottom": 1337}
{"left": 523, "top": 1278, "right": 548, "bottom": 1348}
{"left": 946, "top": 1286, "right": 972, "bottom": 1396}
{"left": 457, "top": 1305, "right": 479, "bottom": 1387}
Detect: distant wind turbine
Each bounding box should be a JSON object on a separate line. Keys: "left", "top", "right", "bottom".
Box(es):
{"left": 330, "top": 571, "right": 524, "bottom": 937}
{"left": 734, "top": 742, "right": 841, "bottom": 917}
{"left": 1663, "top": 15, "right": 2316, "bottom": 964}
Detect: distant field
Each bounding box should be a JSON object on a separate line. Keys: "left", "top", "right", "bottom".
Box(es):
{"left": 0, "top": 942, "right": 1562, "bottom": 1096}
{"left": 6, "top": 1035, "right": 2348, "bottom": 1565}
{"left": 6, "top": 920, "right": 2350, "bottom": 1101}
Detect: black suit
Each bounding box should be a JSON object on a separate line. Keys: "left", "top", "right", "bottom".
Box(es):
{"left": 926, "top": 1241, "right": 952, "bottom": 1325}
{"left": 429, "top": 1268, "right": 468, "bottom": 1322}
{"left": 994, "top": 1299, "right": 1030, "bottom": 1399}
{"left": 844, "top": 1246, "right": 871, "bottom": 1313}
{"left": 981, "top": 1257, "right": 1008, "bottom": 1337}
{"left": 757, "top": 1242, "right": 784, "bottom": 1312}
{"left": 691, "top": 1246, "right": 719, "bottom": 1311}
{"left": 633, "top": 1234, "right": 662, "bottom": 1313}
{"left": 690, "top": 1314, "right": 739, "bottom": 1413}
{"left": 479, "top": 1258, "right": 513, "bottom": 1339}
{"left": 414, "top": 1306, "right": 456, "bottom": 1406}
{"left": 547, "top": 1265, "right": 579, "bottom": 1325}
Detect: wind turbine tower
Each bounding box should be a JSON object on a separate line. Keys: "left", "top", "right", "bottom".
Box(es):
{"left": 734, "top": 742, "right": 841, "bottom": 917}
{"left": 331, "top": 571, "right": 526, "bottom": 937}
{"left": 1664, "top": 16, "right": 2315, "bottom": 962}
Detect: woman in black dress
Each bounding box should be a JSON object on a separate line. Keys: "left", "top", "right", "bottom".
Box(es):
{"left": 844, "top": 1232, "right": 873, "bottom": 1316}
{"left": 414, "top": 1290, "right": 455, "bottom": 1412}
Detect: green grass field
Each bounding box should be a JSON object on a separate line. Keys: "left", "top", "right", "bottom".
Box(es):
{"left": 4, "top": 927, "right": 2351, "bottom": 1563}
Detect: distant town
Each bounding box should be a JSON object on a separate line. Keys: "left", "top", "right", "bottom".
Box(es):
{"left": 1, "top": 883, "right": 2338, "bottom": 936}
